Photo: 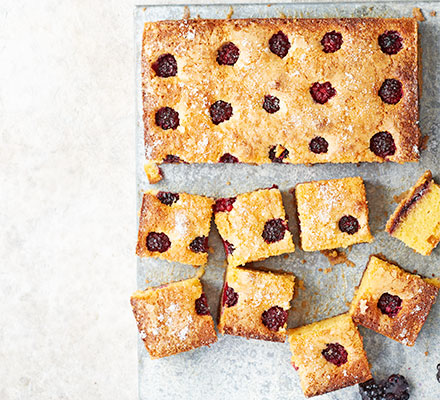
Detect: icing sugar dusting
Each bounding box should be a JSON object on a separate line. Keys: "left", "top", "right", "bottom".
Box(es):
{"left": 174, "top": 212, "right": 189, "bottom": 236}
{"left": 178, "top": 325, "right": 189, "bottom": 340}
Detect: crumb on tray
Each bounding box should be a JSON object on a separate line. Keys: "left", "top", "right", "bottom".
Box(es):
{"left": 144, "top": 162, "right": 163, "bottom": 184}
{"left": 413, "top": 7, "right": 425, "bottom": 21}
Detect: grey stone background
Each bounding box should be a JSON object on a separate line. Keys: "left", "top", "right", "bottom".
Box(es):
{"left": 1, "top": 1, "right": 439, "bottom": 400}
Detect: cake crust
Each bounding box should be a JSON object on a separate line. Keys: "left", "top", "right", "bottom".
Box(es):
{"left": 350, "top": 255, "right": 439, "bottom": 346}
{"left": 142, "top": 18, "right": 419, "bottom": 166}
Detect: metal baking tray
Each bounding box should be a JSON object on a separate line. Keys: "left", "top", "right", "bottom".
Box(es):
{"left": 134, "top": 3, "right": 440, "bottom": 399}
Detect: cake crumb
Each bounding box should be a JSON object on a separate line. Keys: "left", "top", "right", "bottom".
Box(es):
{"left": 226, "top": 181, "right": 231, "bottom": 185}
{"left": 318, "top": 268, "right": 323, "bottom": 272}
{"left": 145, "top": 278, "right": 149, "bottom": 284}
{"left": 425, "top": 351, "right": 429, "bottom": 356}
{"left": 226, "top": 6, "right": 234, "bottom": 19}
{"left": 320, "top": 249, "right": 355, "bottom": 267}
{"left": 293, "top": 280, "right": 305, "bottom": 300}
{"left": 279, "top": 12, "right": 287, "bottom": 18}
{"left": 323, "top": 267, "right": 333, "bottom": 274}
{"left": 143, "top": 7, "right": 146, "bottom": 12}
{"left": 420, "top": 135, "right": 429, "bottom": 150}
{"left": 144, "top": 162, "right": 163, "bottom": 184}
{"left": 183, "top": 6, "right": 190, "bottom": 19}
{"left": 430, "top": 11, "right": 436, "bottom": 17}
{"left": 208, "top": 247, "right": 214, "bottom": 254}
{"left": 196, "top": 265, "right": 205, "bottom": 278}
{"left": 393, "top": 189, "right": 410, "bottom": 204}
{"left": 300, "top": 259, "right": 307, "bottom": 264}
{"left": 413, "top": 7, "right": 425, "bottom": 21}
{"left": 283, "top": 254, "right": 289, "bottom": 259}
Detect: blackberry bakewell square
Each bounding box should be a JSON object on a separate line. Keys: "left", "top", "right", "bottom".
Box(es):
{"left": 136, "top": 190, "right": 214, "bottom": 266}
{"left": 350, "top": 255, "right": 439, "bottom": 346}
{"left": 142, "top": 18, "right": 419, "bottom": 166}
{"left": 386, "top": 170, "right": 440, "bottom": 256}
{"left": 295, "top": 176, "right": 373, "bottom": 251}
{"left": 130, "top": 277, "right": 217, "bottom": 359}
{"left": 218, "top": 265, "right": 295, "bottom": 342}
{"left": 287, "top": 313, "right": 372, "bottom": 398}
{"left": 213, "top": 187, "right": 295, "bottom": 267}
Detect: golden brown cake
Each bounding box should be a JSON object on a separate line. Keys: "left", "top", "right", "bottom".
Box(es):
{"left": 386, "top": 170, "right": 440, "bottom": 255}
{"left": 213, "top": 187, "right": 295, "bottom": 267}
{"left": 218, "top": 265, "right": 295, "bottom": 342}
{"left": 295, "top": 177, "right": 373, "bottom": 251}
{"left": 350, "top": 256, "right": 439, "bottom": 346}
{"left": 287, "top": 313, "right": 372, "bottom": 398}
{"left": 142, "top": 18, "right": 419, "bottom": 166}
{"left": 130, "top": 277, "right": 217, "bottom": 359}
{"left": 136, "top": 190, "right": 214, "bottom": 265}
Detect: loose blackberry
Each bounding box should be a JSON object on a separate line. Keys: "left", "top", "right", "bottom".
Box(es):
{"left": 383, "top": 374, "right": 410, "bottom": 400}
{"left": 359, "top": 379, "right": 384, "bottom": 400}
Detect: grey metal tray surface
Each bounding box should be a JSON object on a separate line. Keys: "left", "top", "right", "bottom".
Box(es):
{"left": 135, "top": 3, "right": 440, "bottom": 399}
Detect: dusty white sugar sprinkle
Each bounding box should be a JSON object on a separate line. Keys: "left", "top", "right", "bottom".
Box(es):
{"left": 167, "top": 304, "right": 178, "bottom": 312}
{"left": 359, "top": 299, "right": 368, "bottom": 314}
{"left": 178, "top": 326, "right": 189, "bottom": 340}
{"left": 140, "top": 331, "right": 147, "bottom": 339}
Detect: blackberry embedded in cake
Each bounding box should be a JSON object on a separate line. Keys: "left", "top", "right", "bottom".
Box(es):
{"left": 287, "top": 313, "right": 372, "bottom": 397}
{"left": 386, "top": 170, "right": 440, "bottom": 256}
{"left": 136, "top": 190, "right": 214, "bottom": 265}
{"left": 295, "top": 177, "right": 373, "bottom": 251}
{"left": 131, "top": 277, "right": 217, "bottom": 359}
{"left": 218, "top": 265, "right": 295, "bottom": 342}
{"left": 214, "top": 187, "right": 295, "bottom": 267}
{"left": 142, "top": 18, "right": 419, "bottom": 167}
{"left": 350, "top": 255, "right": 439, "bottom": 346}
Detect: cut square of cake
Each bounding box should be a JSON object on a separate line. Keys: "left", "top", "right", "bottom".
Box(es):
{"left": 142, "top": 18, "right": 419, "bottom": 166}
{"left": 136, "top": 190, "right": 214, "bottom": 266}
{"left": 386, "top": 170, "right": 440, "bottom": 255}
{"left": 213, "top": 187, "right": 295, "bottom": 267}
{"left": 295, "top": 177, "right": 373, "bottom": 251}
{"left": 218, "top": 265, "right": 295, "bottom": 342}
{"left": 287, "top": 313, "right": 372, "bottom": 398}
{"left": 350, "top": 255, "right": 439, "bottom": 346}
{"left": 130, "top": 277, "right": 217, "bottom": 359}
